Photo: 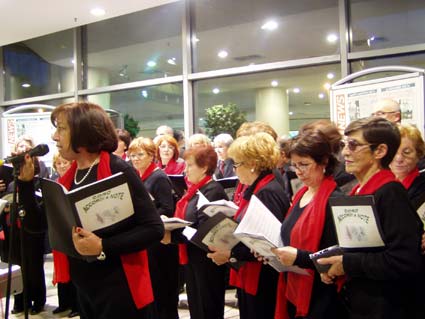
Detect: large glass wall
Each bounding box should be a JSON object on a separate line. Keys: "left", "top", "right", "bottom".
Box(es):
{"left": 85, "top": 2, "right": 183, "bottom": 89}
{"left": 87, "top": 83, "right": 183, "bottom": 137}
{"left": 349, "top": 0, "right": 425, "bottom": 52}
{"left": 2, "top": 29, "right": 74, "bottom": 100}
{"left": 192, "top": 0, "right": 339, "bottom": 72}
{"left": 0, "top": 0, "right": 424, "bottom": 153}
{"left": 194, "top": 64, "right": 340, "bottom": 135}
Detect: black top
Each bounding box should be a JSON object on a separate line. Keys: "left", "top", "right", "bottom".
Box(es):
{"left": 232, "top": 171, "right": 290, "bottom": 261}
{"left": 342, "top": 181, "right": 423, "bottom": 319}
{"left": 407, "top": 172, "right": 425, "bottom": 209}
{"left": 69, "top": 155, "right": 164, "bottom": 288}
{"left": 214, "top": 158, "right": 236, "bottom": 180}
{"left": 143, "top": 168, "right": 175, "bottom": 217}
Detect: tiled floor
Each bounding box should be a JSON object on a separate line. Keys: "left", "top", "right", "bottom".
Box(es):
{"left": 2, "top": 254, "right": 240, "bottom": 319}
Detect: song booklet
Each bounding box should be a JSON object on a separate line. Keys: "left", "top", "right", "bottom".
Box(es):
{"left": 41, "top": 172, "right": 134, "bottom": 260}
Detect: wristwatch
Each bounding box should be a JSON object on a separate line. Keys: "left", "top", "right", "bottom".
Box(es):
{"left": 97, "top": 251, "right": 106, "bottom": 261}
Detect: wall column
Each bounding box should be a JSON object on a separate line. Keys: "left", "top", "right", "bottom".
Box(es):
{"left": 255, "top": 87, "right": 289, "bottom": 137}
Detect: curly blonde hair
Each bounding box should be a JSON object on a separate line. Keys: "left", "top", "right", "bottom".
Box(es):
{"left": 228, "top": 132, "right": 279, "bottom": 172}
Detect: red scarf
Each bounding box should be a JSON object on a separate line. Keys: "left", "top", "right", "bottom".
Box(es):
{"left": 55, "top": 151, "right": 153, "bottom": 309}
{"left": 229, "top": 174, "right": 275, "bottom": 296}
{"left": 159, "top": 158, "right": 185, "bottom": 175}
{"left": 174, "top": 175, "right": 212, "bottom": 264}
{"left": 400, "top": 167, "right": 419, "bottom": 190}
{"left": 233, "top": 182, "right": 247, "bottom": 206}
{"left": 275, "top": 176, "right": 337, "bottom": 319}
{"left": 350, "top": 169, "right": 396, "bottom": 196}
{"left": 140, "top": 162, "right": 157, "bottom": 182}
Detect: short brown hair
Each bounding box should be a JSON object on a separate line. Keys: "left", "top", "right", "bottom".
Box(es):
{"left": 236, "top": 121, "right": 278, "bottom": 140}
{"left": 184, "top": 145, "right": 217, "bottom": 176}
{"left": 397, "top": 124, "right": 425, "bottom": 160}
{"left": 51, "top": 102, "right": 118, "bottom": 154}
{"left": 345, "top": 117, "right": 400, "bottom": 168}
{"left": 289, "top": 131, "right": 338, "bottom": 176}
{"left": 116, "top": 128, "right": 132, "bottom": 150}
{"left": 299, "top": 119, "right": 342, "bottom": 154}
{"left": 129, "top": 137, "right": 156, "bottom": 159}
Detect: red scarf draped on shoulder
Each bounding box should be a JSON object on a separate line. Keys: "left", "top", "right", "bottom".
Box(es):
{"left": 54, "top": 151, "right": 153, "bottom": 309}
{"left": 350, "top": 169, "right": 396, "bottom": 196}
{"left": 275, "top": 176, "right": 337, "bottom": 319}
{"left": 229, "top": 173, "right": 275, "bottom": 296}
{"left": 174, "top": 175, "right": 212, "bottom": 265}
{"left": 159, "top": 158, "right": 185, "bottom": 175}
{"left": 140, "top": 162, "right": 157, "bottom": 181}
{"left": 400, "top": 167, "right": 419, "bottom": 190}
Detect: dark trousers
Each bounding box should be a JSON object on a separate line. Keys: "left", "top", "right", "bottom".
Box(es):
{"left": 237, "top": 265, "right": 278, "bottom": 319}
{"left": 185, "top": 246, "right": 226, "bottom": 319}
{"left": 148, "top": 243, "right": 179, "bottom": 319}
{"left": 57, "top": 282, "right": 79, "bottom": 311}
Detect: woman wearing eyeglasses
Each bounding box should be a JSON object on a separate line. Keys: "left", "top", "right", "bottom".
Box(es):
{"left": 389, "top": 123, "right": 425, "bottom": 319}
{"left": 319, "top": 117, "right": 423, "bottom": 319}
{"left": 128, "top": 137, "right": 179, "bottom": 319}
{"left": 207, "top": 132, "right": 290, "bottom": 319}
{"left": 156, "top": 135, "right": 185, "bottom": 175}
{"left": 272, "top": 126, "right": 347, "bottom": 319}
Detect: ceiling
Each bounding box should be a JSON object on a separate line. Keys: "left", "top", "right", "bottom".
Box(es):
{"left": 0, "top": 0, "right": 178, "bottom": 46}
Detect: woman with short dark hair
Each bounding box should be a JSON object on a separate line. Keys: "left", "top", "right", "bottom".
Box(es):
{"left": 20, "top": 102, "right": 164, "bottom": 318}
{"left": 320, "top": 117, "right": 423, "bottom": 319}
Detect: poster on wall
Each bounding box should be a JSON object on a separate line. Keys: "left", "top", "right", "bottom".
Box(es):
{"left": 1, "top": 105, "right": 57, "bottom": 168}
{"left": 330, "top": 72, "right": 425, "bottom": 135}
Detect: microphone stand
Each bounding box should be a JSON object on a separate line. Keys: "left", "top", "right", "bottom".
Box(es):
{"left": 4, "top": 163, "right": 29, "bottom": 319}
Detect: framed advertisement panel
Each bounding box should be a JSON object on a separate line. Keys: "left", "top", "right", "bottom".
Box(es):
{"left": 330, "top": 67, "right": 425, "bottom": 136}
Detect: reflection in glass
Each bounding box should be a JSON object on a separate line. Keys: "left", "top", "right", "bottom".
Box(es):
{"left": 192, "top": 0, "right": 339, "bottom": 72}
{"left": 87, "top": 84, "right": 183, "bottom": 137}
{"left": 350, "top": 0, "right": 425, "bottom": 52}
{"left": 85, "top": 2, "right": 183, "bottom": 89}
{"left": 3, "top": 30, "right": 74, "bottom": 100}
{"left": 194, "top": 64, "right": 340, "bottom": 135}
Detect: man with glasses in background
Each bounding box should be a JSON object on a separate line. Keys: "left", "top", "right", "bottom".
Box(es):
{"left": 372, "top": 98, "right": 401, "bottom": 124}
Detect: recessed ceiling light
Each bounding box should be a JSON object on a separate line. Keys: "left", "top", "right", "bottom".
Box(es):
{"left": 293, "top": 88, "right": 300, "bottom": 93}
{"left": 147, "top": 60, "right": 156, "bottom": 68}
{"left": 141, "top": 90, "right": 148, "bottom": 98}
{"left": 192, "top": 36, "right": 200, "bottom": 44}
{"left": 271, "top": 80, "right": 279, "bottom": 87}
{"left": 261, "top": 20, "right": 278, "bottom": 31}
{"left": 289, "top": 111, "right": 294, "bottom": 116}
{"left": 212, "top": 88, "right": 220, "bottom": 94}
{"left": 326, "top": 33, "right": 338, "bottom": 43}
{"left": 327, "top": 72, "right": 335, "bottom": 79}
{"left": 38, "top": 108, "right": 44, "bottom": 113}
{"left": 217, "top": 50, "right": 228, "bottom": 59}
{"left": 324, "top": 83, "right": 331, "bottom": 90}
{"left": 167, "top": 58, "right": 176, "bottom": 65}
{"left": 90, "top": 7, "right": 106, "bottom": 17}
{"left": 22, "top": 83, "right": 31, "bottom": 88}
{"left": 71, "top": 59, "right": 75, "bottom": 65}
{"left": 318, "top": 93, "right": 325, "bottom": 99}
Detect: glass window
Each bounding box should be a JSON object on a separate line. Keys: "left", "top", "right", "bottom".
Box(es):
{"left": 350, "top": 0, "right": 425, "bottom": 52}
{"left": 350, "top": 53, "right": 425, "bottom": 81}
{"left": 86, "top": 84, "right": 183, "bottom": 138}
{"left": 2, "top": 30, "right": 75, "bottom": 101}
{"left": 85, "top": 2, "right": 183, "bottom": 89}
{"left": 192, "top": 0, "right": 339, "bottom": 72}
{"left": 194, "top": 64, "right": 340, "bottom": 136}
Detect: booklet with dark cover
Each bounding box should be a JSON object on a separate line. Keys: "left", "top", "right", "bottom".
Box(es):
{"left": 168, "top": 174, "right": 187, "bottom": 199}
{"left": 190, "top": 212, "right": 240, "bottom": 252}
{"left": 309, "top": 245, "right": 344, "bottom": 273}
{"left": 0, "top": 164, "right": 14, "bottom": 189}
{"left": 40, "top": 172, "right": 134, "bottom": 260}
{"left": 329, "top": 195, "right": 385, "bottom": 250}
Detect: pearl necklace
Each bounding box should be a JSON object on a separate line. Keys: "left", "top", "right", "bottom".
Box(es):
{"left": 74, "top": 156, "right": 99, "bottom": 185}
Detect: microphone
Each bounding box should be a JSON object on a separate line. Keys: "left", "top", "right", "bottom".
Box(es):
{"left": 2, "top": 144, "right": 50, "bottom": 165}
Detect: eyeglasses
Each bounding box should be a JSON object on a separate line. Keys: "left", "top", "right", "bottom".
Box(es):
{"left": 129, "top": 153, "right": 146, "bottom": 160}
{"left": 233, "top": 162, "right": 244, "bottom": 169}
{"left": 371, "top": 111, "right": 399, "bottom": 117}
{"left": 159, "top": 144, "right": 175, "bottom": 150}
{"left": 290, "top": 162, "right": 313, "bottom": 172}
{"left": 340, "top": 139, "right": 373, "bottom": 152}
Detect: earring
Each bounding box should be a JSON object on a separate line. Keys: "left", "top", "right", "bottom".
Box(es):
{"left": 323, "top": 168, "right": 326, "bottom": 174}
{"left": 250, "top": 168, "right": 255, "bottom": 173}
